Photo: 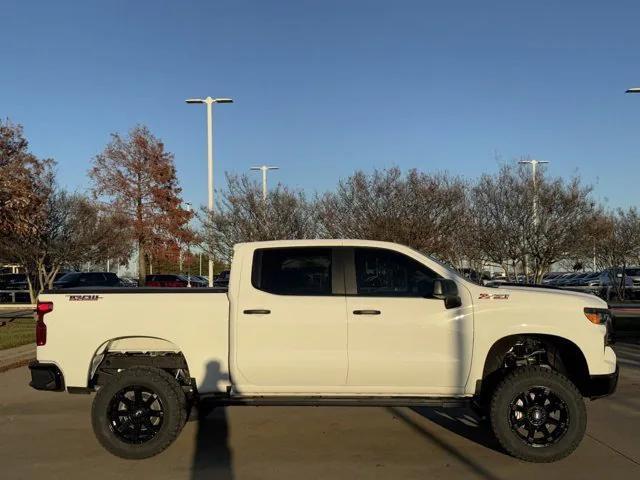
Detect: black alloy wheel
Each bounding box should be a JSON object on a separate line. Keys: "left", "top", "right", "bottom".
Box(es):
{"left": 108, "top": 385, "right": 165, "bottom": 444}
{"left": 508, "top": 386, "right": 569, "bottom": 447}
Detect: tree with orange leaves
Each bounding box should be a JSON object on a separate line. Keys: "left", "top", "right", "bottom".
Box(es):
{"left": 90, "top": 125, "right": 193, "bottom": 285}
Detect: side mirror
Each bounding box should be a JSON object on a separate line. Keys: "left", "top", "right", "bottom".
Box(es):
{"left": 433, "top": 279, "right": 462, "bottom": 309}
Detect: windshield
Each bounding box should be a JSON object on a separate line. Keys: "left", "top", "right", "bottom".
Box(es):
{"left": 406, "top": 247, "right": 469, "bottom": 281}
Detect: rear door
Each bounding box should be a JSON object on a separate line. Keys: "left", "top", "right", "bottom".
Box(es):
{"left": 233, "top": 246, "right": 348, "bottom": 392}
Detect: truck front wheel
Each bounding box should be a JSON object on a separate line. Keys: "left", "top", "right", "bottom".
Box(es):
{"left": 490, "top": 366, "right": 586, "bottom": 462}
{"left": 91, "top": 367, "right": 188, "bottom": 459}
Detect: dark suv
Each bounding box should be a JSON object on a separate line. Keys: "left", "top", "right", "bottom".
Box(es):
{"left": 53, "top": 272, "right": 121, "bottom": 289}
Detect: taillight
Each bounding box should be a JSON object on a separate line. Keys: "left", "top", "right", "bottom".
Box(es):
{"left": 35, "top": 301, "right": 53, "bottom": 346}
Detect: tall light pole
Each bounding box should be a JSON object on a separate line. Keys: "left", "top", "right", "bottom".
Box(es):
{"left": 250, "top": 165, "right": 279, "bottom": 200}
{"left": 518, "top": 159, "right": 549, "bottom": 227}
{"left": 186, "top": 96, "right": 233, "bottom": 286}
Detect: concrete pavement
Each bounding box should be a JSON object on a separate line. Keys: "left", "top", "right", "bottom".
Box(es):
{"left": 1, "top": 343, "right": 639, "bottom": 480}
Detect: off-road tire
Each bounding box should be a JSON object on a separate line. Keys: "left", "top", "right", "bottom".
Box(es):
{"left": 91, "top": 366, "right": 187, "bottom": 459}
{"left": 490, "top": 366, "right": 586, "bottom": 463}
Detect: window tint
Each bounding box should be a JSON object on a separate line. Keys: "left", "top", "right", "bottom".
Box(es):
{"left": 355, "top": 248, "right": 438, "bottom": 297}
{"left": 252, "top": 248, "right": 332, "bottom": 295}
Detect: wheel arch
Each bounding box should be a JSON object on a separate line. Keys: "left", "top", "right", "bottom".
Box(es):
{"left": 88, "top": 336, "right": 191, "bottom": 388}
{"left": 478, "top": 333, "right": 591, "bottom": 398}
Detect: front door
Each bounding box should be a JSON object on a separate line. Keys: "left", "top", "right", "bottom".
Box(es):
{"left": 234, "top": 246, "right": 348, "bottom": 392}
{"left": 345, "top": 247, "right": 473, "bottom": 393}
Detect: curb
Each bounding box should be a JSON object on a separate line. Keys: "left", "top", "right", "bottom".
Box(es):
{"left": 0, "top": 356, "right": 34, "bottom": 373}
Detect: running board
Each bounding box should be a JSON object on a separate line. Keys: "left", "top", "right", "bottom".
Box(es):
{"left": 203, "top": 395, "right": 470, "bottom": 408}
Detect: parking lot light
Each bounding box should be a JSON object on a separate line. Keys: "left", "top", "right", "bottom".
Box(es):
{"left": 185, "top": 96, "right": 234, "bottom": 286}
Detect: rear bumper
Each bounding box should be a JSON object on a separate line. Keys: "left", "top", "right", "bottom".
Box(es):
{"left": 28, "top": 361, "right": 65, "bottom": 392}
{"left": 587, "top": 366, "right": 619, "bottom": 399}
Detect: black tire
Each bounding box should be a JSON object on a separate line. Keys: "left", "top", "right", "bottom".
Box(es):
{"left": 490, "top": 366, "right": 586, "bottom": 463}
{"left": 91, "top": 367, "right": 188, "bottom": 459}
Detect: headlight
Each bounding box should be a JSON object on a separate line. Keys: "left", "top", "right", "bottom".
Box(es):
{"left": 584, "top": 307, "right": 610, "bottom": 325}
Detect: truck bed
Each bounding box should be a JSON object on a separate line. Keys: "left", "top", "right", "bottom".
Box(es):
{"left": 37, "top": 288, "right": 231, "bottom": 394}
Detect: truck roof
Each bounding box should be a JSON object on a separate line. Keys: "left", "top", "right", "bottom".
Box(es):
{"left": 234, "top": 239, "right": 406, "bottom": 249}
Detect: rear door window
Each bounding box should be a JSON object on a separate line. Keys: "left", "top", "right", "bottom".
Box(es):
{"left": 252, "top": 247, "right": 332, "bottom": 295}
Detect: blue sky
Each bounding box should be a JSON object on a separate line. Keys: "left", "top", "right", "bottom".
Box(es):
{"left": 2, "top": 0, "right": 639, "bottom": 208}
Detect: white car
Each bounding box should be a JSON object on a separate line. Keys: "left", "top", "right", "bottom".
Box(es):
{"left": 29, "top": 240, "right": 618, "bottom": 462}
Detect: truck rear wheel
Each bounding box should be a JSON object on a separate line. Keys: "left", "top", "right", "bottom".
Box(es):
{"left": 489, "top": 366, "right": 586, "bottom": 463}
{"left": 91, "top": 367, "right": 187, "bottom": 459}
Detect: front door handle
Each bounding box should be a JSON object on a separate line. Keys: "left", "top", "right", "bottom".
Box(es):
{"left": 243, "top": 309, "right": 271, "bottom": 314}
{"left": 353, "top": 309, "right": 381, "bottom": 315}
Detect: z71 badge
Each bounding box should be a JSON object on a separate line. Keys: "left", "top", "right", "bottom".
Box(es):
{"left": 478, "top": 293, "right": 510, "bottom": 300}
{"left": 67, "top": 294, "right": 102, "bottom": 301}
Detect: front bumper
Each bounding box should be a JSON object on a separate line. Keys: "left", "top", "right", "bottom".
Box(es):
{"left": 28, "top": 361, "right": 65, "bottom": 391}
{"left": 586, "top": 366, "right": 619, "bottom": 399}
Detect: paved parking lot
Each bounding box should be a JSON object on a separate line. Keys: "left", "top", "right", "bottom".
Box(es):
{"left": 1, "top": 342, "right": 639, "bottom": 480}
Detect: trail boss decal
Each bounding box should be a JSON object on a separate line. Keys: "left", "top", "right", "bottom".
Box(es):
{"left": 67, "top": 294, "right": 103, "bottom": 301}
{"left": 478, "top": 293, "right": 510, "bottom": 300}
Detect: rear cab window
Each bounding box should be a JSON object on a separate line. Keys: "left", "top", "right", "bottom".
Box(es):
{"left": 251, "top": 247, "right": 334, "bottom": 295}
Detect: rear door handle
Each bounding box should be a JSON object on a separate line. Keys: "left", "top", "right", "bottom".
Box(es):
{"left": 243, "top": 309, "right": 271, "bottom": 315}
{"left": 353, "top": 309, "right": 381, "bottom": 315}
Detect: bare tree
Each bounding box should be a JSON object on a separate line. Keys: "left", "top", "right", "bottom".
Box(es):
{"left": 200, "top": 174, "right": 317, "bottom": 263}
{"left": 316, "top": 168, "right": 468, "bottom": 261}
{"left": 587, "top": 208, "right": 640, "bottom": 300}
{"left": 470, "top": 165, "right": 528, "bottom": 279}
{"left": 522, "top": 171, "right": 594, "bottom": 283}
{"left": 0, "top": 186, "right": 131, "bottom": 302}
{"left": 470, "top": 163, "right": 594, "bottom": 283}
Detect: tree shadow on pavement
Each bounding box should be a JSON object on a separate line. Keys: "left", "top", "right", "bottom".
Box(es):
{"left": 191, "top": 362, "right": 234, "bottom": 480}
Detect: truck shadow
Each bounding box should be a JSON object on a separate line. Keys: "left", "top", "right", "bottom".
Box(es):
{"left": 190, "top": 362, "right": 234, "bottom": 480}
{"left": 409, "top": 406, "right": 501, "bottom": 452}
{"left": 388, "top": 407, "right": 503, "bottom": 480}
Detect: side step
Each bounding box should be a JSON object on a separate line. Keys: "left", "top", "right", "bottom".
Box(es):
{"left": 203, "top": 395, "right": 470, "bottom": 408}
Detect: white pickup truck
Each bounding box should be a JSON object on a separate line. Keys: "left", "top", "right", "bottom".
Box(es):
{"left": 28, "top": 240, "right": 618, "bottom": 462}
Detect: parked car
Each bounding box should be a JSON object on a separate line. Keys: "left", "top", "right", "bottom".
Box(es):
{"left": 182, "top": 275, "right": 207, "bottom": 287}
{"left": 552, "top": 272, "right": 579, "bottom": 286}
{"left": 0, "top": 273, "right": 31, "bottom": 303}
{"left": 118, "top": 277, "right": 139, "bottom": 287}
{"left": 0, "top": 273, "right": 28, "bottom": 290}
{"left": 569, "top": 272, "right": 600, "bottom": 287}
{"left": 30, "top": 239, "right": 617, "bottom": 463}
{"left": 213, "top": 269, "right": 230, "bottom": 288}
{"left": 145, "top": 274, "right": 189, "bottom": 287}
{"left": 145, "top": 274, "right": 206, "bottom": 288}
{"left": 53, "top": 272, "right": 121, "bottom": 289}
{"left": 542, "top": 272, "right": 565, "bottom": 284}
{"left": 563, "top": 272, "right": 590, "bottom": 287}
{"left": 623, "top": 267, "right": 640, "bottom": 288}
